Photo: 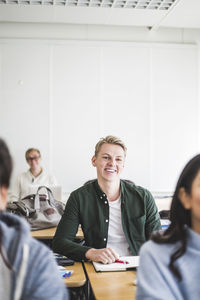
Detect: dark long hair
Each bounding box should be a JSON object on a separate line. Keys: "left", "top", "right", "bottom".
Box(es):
{"left": 0, "top": 138, "right": 13, "bottom": 269}
{"left": 152, "top": 154, "right": 200, "bottom": 280}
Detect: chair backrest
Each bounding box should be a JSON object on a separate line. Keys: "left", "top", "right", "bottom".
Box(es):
{"left": 159, "top": 210, "right": 170, "bottom": 220}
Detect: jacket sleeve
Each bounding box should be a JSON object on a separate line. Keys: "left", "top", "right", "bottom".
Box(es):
{"left": 22, "top": 241, "right": 68, "bottom": 300}
{"left": 145, "top": 190, "right": 161, "bottom": 239}
{"left": 52, "top": 192, "right": 91, "bottom": 261}
{"left": 136, "top": 242, "right": 184, "bottom": 300}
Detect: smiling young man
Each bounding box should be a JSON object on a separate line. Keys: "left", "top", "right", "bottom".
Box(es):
{"left": 53, "top": 136, "right": 161, "bottom": 263}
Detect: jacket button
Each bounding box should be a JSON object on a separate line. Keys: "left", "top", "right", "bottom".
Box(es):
{"left": 105, "top": 201, "right": 107, "bottom": 204}
{"left": 106, "top": 219, "right": 108, "bottom": 222}
{"left": 104, "top": 238, "right": 106, "bottom": 241}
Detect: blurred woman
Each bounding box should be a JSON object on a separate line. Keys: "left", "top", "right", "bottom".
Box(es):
{"left": 10, "top": 148, "right": 57, "bottom": 202}
{"left": 136, "top": 154, "right": 200, "bottom": 300}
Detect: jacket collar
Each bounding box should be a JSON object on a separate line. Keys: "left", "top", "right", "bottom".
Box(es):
{"left": 93, "top": 179, "right": 125, "bottom": 203}
{"left": 93, "top": 180, "right": 107, "bottom": 200}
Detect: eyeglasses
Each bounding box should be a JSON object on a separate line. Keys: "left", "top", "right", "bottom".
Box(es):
{"left": 27, "top": 156, "right": 40, "bottom": 162}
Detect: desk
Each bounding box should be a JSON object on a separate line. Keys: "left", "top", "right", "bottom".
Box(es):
{"left": 31, "top": 226, "right": 84, "bottom": 239}
{"left": 63, "top": 262, "right": 86, "bottom": 288}
{"left": 84, "top": 262, "right": 137, "bottom": 300}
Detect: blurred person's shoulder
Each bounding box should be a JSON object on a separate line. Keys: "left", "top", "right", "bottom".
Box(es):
{"left": 139, "top": 237, "right": 179, "bottom": 265}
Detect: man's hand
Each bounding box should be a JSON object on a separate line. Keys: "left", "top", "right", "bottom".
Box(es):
{"left": 85, "top": 248, "right": 119, "bottom": 264}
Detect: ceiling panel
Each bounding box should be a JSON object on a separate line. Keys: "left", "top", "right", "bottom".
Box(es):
{"left": 0, "top": 0, "right": 200, "bottom": 29}
{"left": 160, "top": 0, "right": 200, "bottom": 28}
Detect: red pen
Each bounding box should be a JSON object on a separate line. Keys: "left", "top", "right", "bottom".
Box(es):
{"left": 115, "top": 259, "right": 129, "bottom": 264}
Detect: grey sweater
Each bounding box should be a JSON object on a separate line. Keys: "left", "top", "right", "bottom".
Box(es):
{"left": 0, "top": 212, "right": 68, "bottom": 300}
{"left": 136, "top": 227, "right": 200, "bottom": 300}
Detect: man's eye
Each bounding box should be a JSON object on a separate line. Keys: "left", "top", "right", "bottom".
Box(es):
{"left": 116, "top": 158, "right": 122, "bottom": 161}
{"left": 103, "top": 156, "right": 109, "bottom": 160}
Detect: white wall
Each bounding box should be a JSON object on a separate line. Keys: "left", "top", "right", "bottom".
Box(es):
{"left": 1, "top": 22, "right": 200, "bottom": 44}
{"left": 150, "top": 44, "right": 198, "bottom": 192}
{"left": 0, "top": 24, "right": 199, "bottom": 197}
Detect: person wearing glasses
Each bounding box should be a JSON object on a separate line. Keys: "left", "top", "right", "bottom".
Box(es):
{"left": 53, "top": 135, "right": 161, "bottom": 263}
{"left": 0, "top": 139, "right": 68, "bottom": 300}
{"left": 10, "top": 148, "right": 57, "bottom": 202}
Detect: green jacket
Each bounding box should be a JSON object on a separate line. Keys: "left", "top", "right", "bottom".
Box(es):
{"left": 52, "top": 180, "right": 161, "bottom": 261}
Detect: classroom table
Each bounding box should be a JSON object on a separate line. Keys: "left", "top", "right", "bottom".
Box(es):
{"left": 63, "top": 262, "right": 86, "bottom": 288}
{"left": 84, "top": 262, "right": 137, "bottom": 300}
{"left": 31, "top": 225, "right": 84, "bottom": 239}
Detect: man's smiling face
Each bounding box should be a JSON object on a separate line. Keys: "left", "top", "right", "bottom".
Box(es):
{"left": 92, "top": 143, "right": 125, "bottom": 183}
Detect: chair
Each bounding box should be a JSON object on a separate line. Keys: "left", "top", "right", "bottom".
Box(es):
{"left": 159, "top": 210, "right": 170, "bottom": 220}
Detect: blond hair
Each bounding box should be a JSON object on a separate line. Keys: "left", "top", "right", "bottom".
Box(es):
{"left": 25, "top": 148, "right": 41, "bottom": 161}
{"left": 94, "top": 135, "right": 127, "bottom": 157}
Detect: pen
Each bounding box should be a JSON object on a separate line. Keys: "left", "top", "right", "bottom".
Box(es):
{"left": 62, "top": 271, "right": 72, "bottom": 278}
{"left": 115, "top": 259, "right": 129, "bottom": 264}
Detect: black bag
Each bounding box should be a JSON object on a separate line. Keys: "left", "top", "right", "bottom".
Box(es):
{"left": 53, "top": 253, "right": 74, "bottom": 266}
{"left": 7, "top": 201, "right": 35, "bottom": 218}
{"left": 7, "top": 186, "right": 65, "bottom": 230}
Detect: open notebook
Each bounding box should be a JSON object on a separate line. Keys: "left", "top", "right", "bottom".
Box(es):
{"left": 93, "top": 256, "right": 139, "bottom": 272}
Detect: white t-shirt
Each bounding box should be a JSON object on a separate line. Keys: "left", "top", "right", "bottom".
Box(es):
{"left": 106, "top": 196, "right": 132, "bottom": 256}
{"left": 9, "top": 169, "right": 57, "bottom": 202}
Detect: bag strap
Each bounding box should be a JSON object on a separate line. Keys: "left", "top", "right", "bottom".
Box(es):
{"left": 34, "top": 186, "right": 55, "bottom": 210}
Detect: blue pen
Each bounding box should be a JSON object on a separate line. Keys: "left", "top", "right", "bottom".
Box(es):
{"left": 63, "top": 271, "right": 72, "bottom": 278}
